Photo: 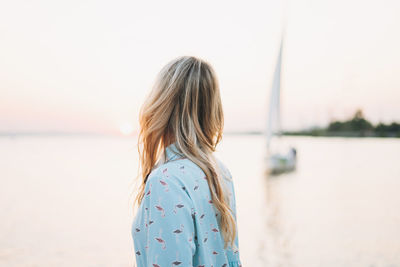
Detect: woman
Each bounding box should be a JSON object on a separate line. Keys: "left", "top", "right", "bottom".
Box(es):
{"left": 132, "top": 56, "right": 242, "bottom": 267}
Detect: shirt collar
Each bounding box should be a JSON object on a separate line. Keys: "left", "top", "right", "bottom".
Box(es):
{"left": 165, "top": 142, "right": 184, "bottom": 161}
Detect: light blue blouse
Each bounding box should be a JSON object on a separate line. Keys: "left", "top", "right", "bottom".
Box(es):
{"left": 132, "top": 143, "right": 242, "bottom": 267}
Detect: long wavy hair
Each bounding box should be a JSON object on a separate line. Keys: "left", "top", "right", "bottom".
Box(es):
{"left": 134, "top": 56, "right": 236, "bottom": 248}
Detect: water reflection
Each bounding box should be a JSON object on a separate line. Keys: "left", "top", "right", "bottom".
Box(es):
{"left": 1, "top": 136, "right": 400, "bottom": 266}
{"left": 262, "top": 170, "right": 293, "bottom": 267}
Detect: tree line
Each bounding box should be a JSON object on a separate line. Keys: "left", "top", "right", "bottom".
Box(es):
{"left": 285, "top": 109, "right": 400, "bottom": 138}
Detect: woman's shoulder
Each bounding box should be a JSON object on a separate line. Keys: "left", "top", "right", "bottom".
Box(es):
{"left": 146, "top": 159, "right": 198, "bottom": 192}
{"left": 147, "top": 160, "right": 184, "bottom": 183}
{"left": 146, "top": 155, "right": 234, "bottom": 195}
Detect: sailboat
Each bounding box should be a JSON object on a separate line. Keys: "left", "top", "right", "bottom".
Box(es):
{"left": 266, "top": 37, "right": 297, "bottom": 175}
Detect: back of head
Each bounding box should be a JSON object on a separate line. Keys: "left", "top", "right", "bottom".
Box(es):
{"left": 136, "top": 56, "right": 236, "bottom": 248}
{"left": 139, "top": 56, "right": 223, "bottom": 158}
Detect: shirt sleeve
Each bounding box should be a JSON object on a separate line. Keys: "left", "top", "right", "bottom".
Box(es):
{"left": 138, "top": 167, "right": 196, "bottom": 267}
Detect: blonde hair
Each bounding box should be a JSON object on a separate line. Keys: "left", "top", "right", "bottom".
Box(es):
{"left": 134, "top": 56, "right": 236, "bottom": 248}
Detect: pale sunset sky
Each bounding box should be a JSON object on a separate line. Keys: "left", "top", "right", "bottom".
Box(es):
{"left": 0, "top": 0, "right": 399, "bottom": 135}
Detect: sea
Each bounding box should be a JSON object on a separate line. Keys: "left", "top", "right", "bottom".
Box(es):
{"left": 1, "top": 135, "right": 399, "bottom": 267}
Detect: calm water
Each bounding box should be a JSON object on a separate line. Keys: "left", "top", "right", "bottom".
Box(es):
{"left": 1, "top": 135, "right": 399, "bottom": 267}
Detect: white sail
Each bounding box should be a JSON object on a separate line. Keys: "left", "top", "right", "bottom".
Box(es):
{"left": 266, "top": 38, "right": 283, "bottom": 151}
{"left": 265, "top": 36, "right": 297, "bottom": 175}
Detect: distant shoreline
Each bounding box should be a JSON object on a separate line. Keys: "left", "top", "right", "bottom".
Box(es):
{"left": 1, "top": 131, "right": 399, "bottom": 138}
{"left": 282, "top": 131, "right": 400, "bottom": 138}
{"left": 285, "top": 109, "right": 400, "bottom": 138}
{"left": 1, "top": 109, "right": 399, "bottom": 139}
{"left": 0, "top": 132, "right": 113, "bottom": 137}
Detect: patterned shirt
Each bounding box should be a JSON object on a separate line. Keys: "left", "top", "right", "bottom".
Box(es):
{"left": 132, "top": 143, "right": 242, "bottom": 267}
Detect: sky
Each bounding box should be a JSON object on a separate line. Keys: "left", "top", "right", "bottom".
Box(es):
{"left": 0, "top": 0, "right": 399, "bottom": 134}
